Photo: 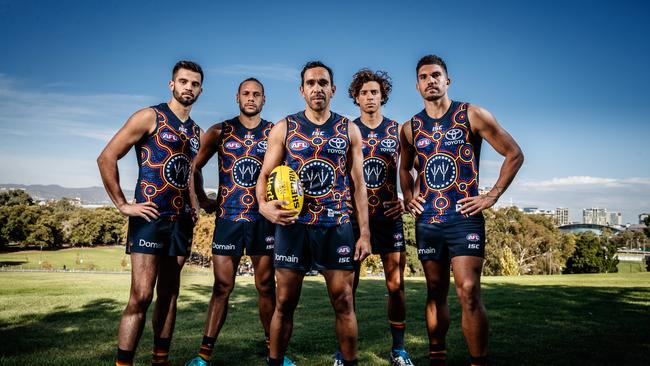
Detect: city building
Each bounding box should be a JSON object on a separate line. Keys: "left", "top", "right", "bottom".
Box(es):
{"left": 583, "top": 208, "right": 608, "bottom": 225}
{"left": 608, "top": 212, "right": 622, "bottom": 226}
{"left": 555, "top": 207, "right": 569, "bottom": 226}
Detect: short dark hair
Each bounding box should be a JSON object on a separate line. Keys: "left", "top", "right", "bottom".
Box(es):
{"left": 238, "top": 77, "right": 264, "bottom": 94}
{"left": 172, "top": 60, "right": 204, "bottom": 83}
{"left": 348, "top": 69, "right": 392, "bottom": 106}
{"left": 416, "top": 55, "right": 448, "bottom": 76}
{"left": 300, "top": 61, "right": 334, "bottom": 86}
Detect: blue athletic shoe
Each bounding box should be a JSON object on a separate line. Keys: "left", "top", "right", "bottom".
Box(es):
{"left": 185, "top": 356, "right": 209, "bottom": 366}
{"left": 333, "top": 351, "right": 344, "bottom": 366}
{"left": 390, "top": 349, "right": 414, "bottom": 366}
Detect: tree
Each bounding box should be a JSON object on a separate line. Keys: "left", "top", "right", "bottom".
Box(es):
{"left": 0, "top": 190, "right": 34, "bottom": 206}
{"left": 483, "top": 208, "right": 571, "bottom": 275}
{"left": 563, "top": 232, "right": 619, "bottom": 274}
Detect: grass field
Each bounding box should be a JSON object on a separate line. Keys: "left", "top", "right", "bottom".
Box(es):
{"left": 0, "top": 272, "right": 648, "bottom": 366}
{"left": 0, "top": 247, "right": 211, "bottom": 274}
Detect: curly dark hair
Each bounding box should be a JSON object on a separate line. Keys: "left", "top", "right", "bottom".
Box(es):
{"left": 348, "top": 68, "right": 392, "bottom": 106}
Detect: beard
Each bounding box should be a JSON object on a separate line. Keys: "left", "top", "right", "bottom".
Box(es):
{"left": 173, "top": 88, "right": 197, "bottom": 106}
{"left": 308, "top": 97, "right": 328, "bottom": 112}
{"left": 240, "top": 105, "right": 261, "bottom": 117}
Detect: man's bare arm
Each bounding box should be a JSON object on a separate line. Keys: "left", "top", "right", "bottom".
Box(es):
{"left": 348, "top": 123, "right": 371, "bottom": 261}
{"left": 458, "top": 105, "right": 524, "bottom": 216}
{"left": 97, "top": 108, "right": 159, "bottom": 221}
{"left": 399, "top": 120, "right": 425, "bottom": 216}
{"left": 190, "top": 124, "right": 221, "bottom": 214}
{"left": 255, "top": 120, "right": 299, "bottom": 225}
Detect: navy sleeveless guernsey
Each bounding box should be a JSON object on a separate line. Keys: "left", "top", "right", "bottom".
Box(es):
{"left": 285, "top": 111, "right": 352, "bottom": 227}
{"left": 411, "top": 101, "right": 480, "bottom": 223}
{"left": 134, "top": 103, "right": 200, "bottom": 219}
{"left": 352, "top": 117, "right": 400, "bottom": 219}
{"left": 216, "top": 117, "right": 272, "bottom": 222}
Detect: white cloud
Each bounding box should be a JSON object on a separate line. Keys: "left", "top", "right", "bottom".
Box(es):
{"left": 0, "top": 74, "right": 157, "bottom": 142}
{"left": 209, "top": 64, "right": 300, "bottom": 82}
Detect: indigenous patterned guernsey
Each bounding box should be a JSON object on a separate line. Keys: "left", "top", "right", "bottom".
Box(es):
{"left": 352, "top": 117, "right": 400, "bottom": 219}
{"left": 216, "top": 118, "right": 272, "bottom": 221}
{"left": 285, "top": 111, "right": 352, "bottom": 227}
{"left": 411, "top": 101, "right": 481, "bottom": 223}
{"left": 134, "top": 103, "right": 200, "bottom": 219}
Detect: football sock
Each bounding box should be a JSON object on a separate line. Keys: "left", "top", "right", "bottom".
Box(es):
{"left": 429, "top": 343, "right": 447, "bottom": 366}
{"left": 152, "top": 336, "right": 170, "bottom": 364}
{"left": 198, "top": 335, "right": 216, "bottom": 361}
{"left": 116, "top": 347, "right": 134, "bottom": 366}
{"left": 389, "top": 319, "right": 406, "bottom": 350}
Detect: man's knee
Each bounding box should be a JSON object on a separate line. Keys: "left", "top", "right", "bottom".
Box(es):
{"left": 275, "top": 292, "right": 299, "bottom": 316}
{"left": 385, "top": 276, "right": 404, "bottom": 298}
{"left": 455, "top": 280, "right": 481, "bottom": 311}
{"left": 331, "top": 290, "right": 355, "bottom": 316}
{"left": 212, "top": 278, "right": 235, "bottom": 298}
{"left": 126, "top": 287, "right": 154, "bottom": 314}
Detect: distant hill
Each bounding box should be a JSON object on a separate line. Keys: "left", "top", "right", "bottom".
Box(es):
{"left": 0, "top": 184, "right": 134, "bottom": 205}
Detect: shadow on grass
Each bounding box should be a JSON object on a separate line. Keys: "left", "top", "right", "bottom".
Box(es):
{"left": 0, "top": 260, "right": 28, "bottom": 267}
{"left": 0, "top": 279, "right": 648, "bottom": 365}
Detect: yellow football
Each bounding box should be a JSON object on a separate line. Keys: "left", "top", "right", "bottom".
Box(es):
{"left": 267, "top": 165, "right": 304, "bottom": 212}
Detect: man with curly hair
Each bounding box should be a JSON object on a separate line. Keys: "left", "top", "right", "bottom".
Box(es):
{"left": 400, "top": 54, "right": 524, "bottom": 366}
{"left": 339, "top": 69, "right": 412, "bottom": 366}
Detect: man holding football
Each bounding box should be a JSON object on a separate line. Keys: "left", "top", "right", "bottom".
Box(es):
{"left": 256, "top": 61, "right": 372, "bottom": 366}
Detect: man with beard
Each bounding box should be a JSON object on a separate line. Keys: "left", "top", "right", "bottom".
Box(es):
{"left": 344, "top": 68, "right": 412, "bottom": 366}
{"left": 184, "top": 78, "right": 294, "bottom": 366}
{"left": 256, "top": 61, "right": 372, "bottom": 366}
{"left": 399, "top": 55, "right": 524, "bottom": 366}
{"left": 98, "top": 61, "right": 203, "bottom": 366}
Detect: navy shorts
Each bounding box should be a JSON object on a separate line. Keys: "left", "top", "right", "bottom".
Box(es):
{"left": 352, "top": 217, "right": 405, "bottom": 255}
{"left": 274, "top": 222, "right": 355, "bottom": 272}
{"left": 127, "top": 216, "right": 193, "bottom": 257}
{"left": 415, "top": 215, "right": 486, "bottom": 261}
{"left": 212, "top": 218, "right": 275, "bottom": 256}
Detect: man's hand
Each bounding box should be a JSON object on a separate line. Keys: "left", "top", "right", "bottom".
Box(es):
{"left": 201, "top": 198, "right": 219, "bottom": 214}
{"left": 406, "top": 195, "right": 426, "bottom": 217}
{"left": 383, "top": 200, "right": 405, "bottom": 219}
{"left": 259, "top": 200, "right": 299, "bottom": 226}
{"left": 354, "top": 236, "right": 371, "bottom": 262}
{"left": 118, "top": 201, "right": 159, "bottom": 221}
{"left": 458, "top": 194, "right": 498, "bottom": 216}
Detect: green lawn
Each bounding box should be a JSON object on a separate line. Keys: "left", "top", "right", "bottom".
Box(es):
{"left": 0, "top": 272, "right": 648, "bottom": 366}
{"left": 0, "top": 247, "right": 211, "bottom": 274}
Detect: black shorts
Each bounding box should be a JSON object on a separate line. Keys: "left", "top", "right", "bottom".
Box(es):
{"left": 127, "top": 216, "right": 193, "bottom": 257}
{"left": 212, "top": 218, "right": 275, "bottom": 256}
{"left": 415, "top": 215, "right": 486, "bottom": 261}
{"left": 274, "top": 222, "right": 355, "bottom": 272}
{"left": 352, "top": 217, "right": 405, "bottom": 255}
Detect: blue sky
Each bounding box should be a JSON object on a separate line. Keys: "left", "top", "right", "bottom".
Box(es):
{"left": 1, "top": 0, "right": 648, "bottom": 223}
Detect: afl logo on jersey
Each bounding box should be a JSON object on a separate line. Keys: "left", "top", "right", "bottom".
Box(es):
{"left": 225, "top": 141, "right": 242, "bottom": 150}
{"left": 425, "top": 154, "right": 457, "bottom": 190}
{"left": 299, "top": 159, "right": 335, "bottom": 196}
{"left": 290, "top": 140, "right": 309, "bottom": 151}
{"left": 363, "top": 157, "right": 387, "bottom": 189}
{"left": 160, "top": 132, "right": 179, "bottom": 142}
{"left": 232, "top": 157, "right": 262, "bottom": 188}
{"left": 163, "top": 154, "right": 191, "bottom": 189}
{"left": 416, "top": 138, "right": 432, "bottom": 148}
{"left": 327, "top": 137, "right": 347, "bottom": 154}
{"left": 190, "top": 137, "right": 199, "bottom": 153}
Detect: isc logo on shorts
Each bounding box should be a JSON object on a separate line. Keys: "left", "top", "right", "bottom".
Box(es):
{"left": 338, "top": 257, "right": 351, "bottom": 263}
